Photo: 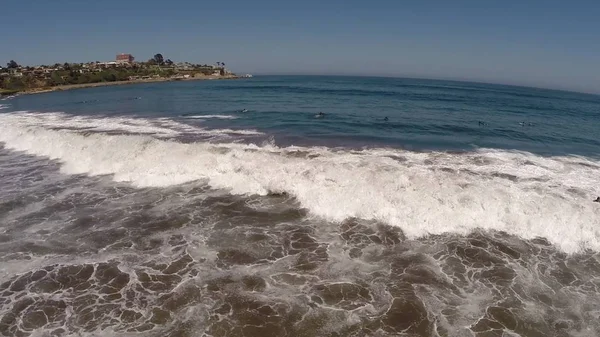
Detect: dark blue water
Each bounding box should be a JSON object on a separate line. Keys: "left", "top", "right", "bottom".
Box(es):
{"left": 5, "top": 76, "right": 600, "bottom": 156}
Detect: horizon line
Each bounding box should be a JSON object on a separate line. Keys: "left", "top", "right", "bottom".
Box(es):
{"left": 245, "top": 73, "right": 600, "bottom": 97}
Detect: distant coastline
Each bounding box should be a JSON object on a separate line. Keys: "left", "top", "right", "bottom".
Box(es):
{"left": 14, "top": 74, "right": 239, "bottom": 96}
{"left": 1, "top": 53, "right": 244, "bottom": 96}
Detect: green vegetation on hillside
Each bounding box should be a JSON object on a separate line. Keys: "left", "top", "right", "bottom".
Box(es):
{"left": 0, "top": 89, "right": 19, "bottom": 96}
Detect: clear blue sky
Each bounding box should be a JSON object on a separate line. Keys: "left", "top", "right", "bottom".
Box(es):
{"left": 2, "top": 0, "right": 599, "bottom": 93}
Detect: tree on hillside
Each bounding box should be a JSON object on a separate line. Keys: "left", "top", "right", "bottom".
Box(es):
{"left": 63, "top": 62, "right": 71, "bottom": 70}
{"left": 147, "top": 58, "right": 157, "bottom": 65}
{"left": 165, "top": 59, "right": 173, "bottom": 66}
{"left": 50, "top": 72, "right": 65, "bottom": 86}
{"left": 7, "top": 60, "right": 19, "bottom": 69}
{"left": 153, "top": 54, "right": 164, "bottom": 65}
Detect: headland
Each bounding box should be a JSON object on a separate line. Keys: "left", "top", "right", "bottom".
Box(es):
{"left": 1, "top": 53, "right": 247, "bottom": 96}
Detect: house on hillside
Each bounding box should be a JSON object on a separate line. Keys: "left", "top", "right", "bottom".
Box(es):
{"left": 98, "top": 62, "right": 118, "bottom": 69}
{"left": 7, "top": 68, "right": 23, "bottom": 77}
{"left": 175, "top": 62, "right": 194, "bottom": 70}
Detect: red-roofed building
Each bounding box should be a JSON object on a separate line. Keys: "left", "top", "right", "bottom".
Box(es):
{"left": 116, "top": 54, "right": 134, "bottom": 63}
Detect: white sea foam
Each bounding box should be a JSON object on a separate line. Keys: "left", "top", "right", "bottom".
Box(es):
{"left": 182, "top": 114, "right": 238, "bottom": 119}
{"left": 0, "top": 112, "right": 599, "bottom": 253}
{"left": 1, "top": 112, "right": 261, "bottom": 138}
{"left": 0, "top": 104, "right": 9, "bottom": 109}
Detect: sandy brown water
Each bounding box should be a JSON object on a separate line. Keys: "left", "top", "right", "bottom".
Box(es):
{"left": 1, "top": 145, "right": 599, "bottom": 337}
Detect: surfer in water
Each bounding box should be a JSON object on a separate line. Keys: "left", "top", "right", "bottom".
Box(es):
{"left": 315, "top": 112, "right": 325, "bottom": 118}
{"left": 384, "top": 117, "right": 389, "bottom": 121}
{"left": 240, "top": 109, "right": 248, "bottom": 113}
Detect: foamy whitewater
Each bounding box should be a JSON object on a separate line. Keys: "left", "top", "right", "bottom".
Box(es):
{"left": 1, "top": 77, "right": 599, "bottom": 337}
{"left": 1, "top": 112, "right": 599, "bottom": 253}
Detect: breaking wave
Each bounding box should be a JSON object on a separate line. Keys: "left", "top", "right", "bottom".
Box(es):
{"left": 0, "top": 112, "right": 599, "bottom": 253}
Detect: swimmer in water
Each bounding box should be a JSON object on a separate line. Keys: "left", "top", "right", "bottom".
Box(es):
{"left": 384, "top": 117, "right": 389, "bottom": 121}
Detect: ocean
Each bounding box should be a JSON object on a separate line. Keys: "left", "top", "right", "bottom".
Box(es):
{"left": 0, "top": 76, "right": 599, "bottom": 337}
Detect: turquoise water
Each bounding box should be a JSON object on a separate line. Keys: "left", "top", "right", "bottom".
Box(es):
{"left": 1, "top": 77, "right": 600, "bottom": 336}
{"left": 5, "top": 76, "right": 600, "bottom": 156}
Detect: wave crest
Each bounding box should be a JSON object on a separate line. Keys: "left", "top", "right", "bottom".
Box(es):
{"left": 0, "top": 112, "right": 599, "bottom": 253}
